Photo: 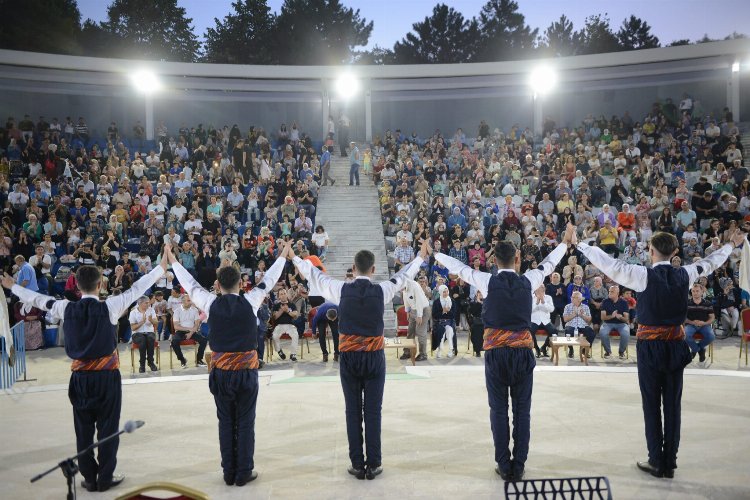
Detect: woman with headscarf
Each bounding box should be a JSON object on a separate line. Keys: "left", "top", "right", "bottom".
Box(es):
{"left": 432, "top": 284, "right": 457, "bottom": 358}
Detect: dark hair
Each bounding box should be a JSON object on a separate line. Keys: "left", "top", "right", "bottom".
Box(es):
{"left": 650, "top": 231, "right": 679, "bottom": 257}
{"left": 216, "top": 266, "right": 241, "bottom": 291}
{"left": 325, "top": 309, "right": 338, "bottom": 321}
{"left": 76, "top": 265, "right": 102, "bottom": 293}
{"left": 493, "top": 241, "right": 517, "bottom": 268}
{"left": 354, "top": 250, "right": 375, "bottom": 274}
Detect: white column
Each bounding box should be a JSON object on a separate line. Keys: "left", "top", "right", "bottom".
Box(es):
{"left": 145, "top": 94, "right": 154, "bottom": 141}
{"left": 730, "top": 67, "right": 740, "bottom": 122}
{"left": 365, "top": 84, "right": 372, "bottom": 143}
{"left": 533, "top": 93, "right": 543, "bottom": 137}
{"left": 321, "top": 79, "right": 330, "bottom": 143}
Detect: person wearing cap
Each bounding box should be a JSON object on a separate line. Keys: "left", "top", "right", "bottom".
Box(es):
{"left": 349, "top": 142, "right": 360, "bottom": 186}
{"left": 576, "top": 230, "right": 744, "bottom": 478}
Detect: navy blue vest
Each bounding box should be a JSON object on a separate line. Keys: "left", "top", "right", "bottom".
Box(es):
{"left": 208, "top": 294, "right": 257, "bottom": 352}
{"left": 63, "top": 298, "right": 116, "bottom": 360}
{"left": 338, "top": 279, "right": 384, "bottom": 337}
{"left": 637, "top": 266, "right": 690, "bottom": 326}
{"left": 483, "top": 272, "right": 533, "bottom": 331}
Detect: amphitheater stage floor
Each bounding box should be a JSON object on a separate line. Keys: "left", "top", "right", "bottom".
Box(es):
{"left": 2, "top": 358, "right": 750, "bottom": 500}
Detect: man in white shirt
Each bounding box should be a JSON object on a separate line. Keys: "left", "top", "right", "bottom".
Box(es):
{"left": 169, "top": 198, "right": 188, "bottom": 222}
{"left": 400, "top": 277, "right": 431, "bottom": 361}
{"left": 174, "top": 172, "right": 191, "bottom": 190}
{"left": 529, "top": 285, "right": 555, "bottom": 358}
{"left": 129, "top": 296, "right": 159, "bottom": 372}
{"left": 147, "top": 196, "right": 166, "bottom": 220}
{"left": 171, "top": 295, "right": 207, "bottom": 368}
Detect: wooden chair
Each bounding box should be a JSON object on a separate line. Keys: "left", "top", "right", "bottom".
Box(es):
{"left": 599, "top": 331, "right": 629, "bottom": 359}
{"left": 115, "top": 481, "right": 208, "bottom": 500}
{"left": 740, "top": 309, "right": 750, "bottom": 365}
{"left": 130, "top": 340, "right": 161, "bottom": 373}
{"left": 169, "top": 339, "right": 198, "bottom": 369}
{"left": 691, "top": 332, "right": 713, "bottom": 362}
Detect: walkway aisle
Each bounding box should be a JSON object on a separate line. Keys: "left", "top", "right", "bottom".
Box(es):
{"left": 314, "top": 149, "right": 397, "bottom": 332}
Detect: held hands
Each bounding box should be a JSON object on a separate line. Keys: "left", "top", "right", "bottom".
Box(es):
{"left": 419, "top": 239, "right": 433, "bottom": 260}
{"left": 1, "top": 273, "right": 15, "bottom": 289}
{"left": 562, "top": 223, "right": 578, "bottom": 246}
{"left": 729, "top": 229, "right": 746, "bottom": 249}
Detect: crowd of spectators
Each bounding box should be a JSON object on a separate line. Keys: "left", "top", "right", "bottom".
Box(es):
{"left": 0, "top": 116, "right": 334, "bottom": 367}
{"left": 377, "top": 96, "right": 746, "bottom": 364}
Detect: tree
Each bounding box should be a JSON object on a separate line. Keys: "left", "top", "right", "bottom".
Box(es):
{"left": 0, "top": 0, "right": 82, "bottom": 55}
{"left": 353, "top": 46, "right": 395, "bottom": 65}
{"left": 273, "top": 0, "right": 373, "bottom": 65}
{"left": 392, "top": 4, "right": 479, "bottom": 64}
{"left": 616, "top": 15, "right": 659, "bottom": 50}
{"left": 101, "top": 0, "right": 200, "bottom": 62}
{"left": 574, "top": 14, "right": 622, "bottom": 55}
{"left": 203, "top": 0, "right": 276, "bottom": 64}
{"left": 540, "top": 15, "right": 577, "bottom": 57}
{"left": 668, "top": 38, "right": 692, "bottom": 47}
{"left": 474, "top": 0, "right": 537, "bottom": 62}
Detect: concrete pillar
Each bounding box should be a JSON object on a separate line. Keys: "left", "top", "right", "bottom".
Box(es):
{"left": 322, "top": 79, "right": 330, "bottom": 143}
{"left": 533, "top": 93, "right": 543, "bottom": 137}
{"left": 729, "top": 65, "right": 740, "bottom": 122}
{"left": 145, "top": 94, "right": 154, "bottom": 141}
{"left": 365, "top": 80, "right": 372, "bottom": 143}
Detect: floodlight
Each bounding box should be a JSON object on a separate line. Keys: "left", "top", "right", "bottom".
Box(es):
{"left": 732, "top": 62, "right": 740, "bottom": 73}
{"left": 130, "top": 70, "right": 162, "bottom": 94}
{"left": 335, "top": 72, "right": 360, "bottom": 100}
{"left": 529, "top": 66, "right": 557, "bottom": 96}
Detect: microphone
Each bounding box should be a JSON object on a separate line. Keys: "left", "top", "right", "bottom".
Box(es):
{"left": 124, "top": 420, "right": 145, "bottom": 433}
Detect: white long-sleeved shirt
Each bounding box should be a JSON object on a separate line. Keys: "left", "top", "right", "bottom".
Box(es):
{"left": 575, "top": 242, "right": 733, "bottom": 293}
{"left": 434, "top": 243, "right": 569, "bottom": 298}
{"left": 292, "top": 256, "right": 424, "bottom": 305}
{"left": 530, "top": 294, "right": 555, "bottom": 325}
{"left": 402, "top": 279, "right": 430, "bottom": 317}
{"left": 171, "top": 256, "right": 286, "bottom": 317}
{"left": 10, "top": 266, "right": 166, "bottom": 325}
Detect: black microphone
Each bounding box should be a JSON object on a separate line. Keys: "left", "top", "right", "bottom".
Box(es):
{"left": 124, "top": 420, "right": 145, "bottom": 433}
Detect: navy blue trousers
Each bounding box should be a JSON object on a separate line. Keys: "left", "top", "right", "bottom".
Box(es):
{"left": 209, "top": 369, "right": 259, "bottom": 477}
{"left": 636, "top": 339, "right": 692, "bottom": 471}
{"left": 339, "top": 350, "right": 385, "bottom": 469}
{"left": 68, "top": 370, "right": 122, "bottom": 486}
{"left": 485, "top": 347, "right": 536, "bottom": 475}
{"left": 257, "top": 329, "right": 266, "bottom": 360}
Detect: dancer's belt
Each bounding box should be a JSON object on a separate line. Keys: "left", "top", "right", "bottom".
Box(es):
{"left": 71, "top": 350, "right": 120, "bottom": 371}
{"left": 636, "top": 324, "right": 685, "bottom": 341}
{"left": 211, "top": 351, "right": 259, "bottom": 370}
{"left": 483, "top": 328, "right": 533, "bottom": 350}
{"left": 339, "top": 334, "right": 384, "bottom": 352}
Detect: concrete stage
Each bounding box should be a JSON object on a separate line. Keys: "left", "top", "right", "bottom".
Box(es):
{"left": 2, "top": 338, "right": 750, "bottom": 499}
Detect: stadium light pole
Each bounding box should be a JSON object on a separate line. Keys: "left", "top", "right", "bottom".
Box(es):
{"left": 130, "top": 70, "right": 162, "bottom": 142}
{"left": 529, "top": 66, "right": 557, "bottom": 138}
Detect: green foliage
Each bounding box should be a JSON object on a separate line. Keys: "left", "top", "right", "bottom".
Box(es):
{"left": 617, "top": 15, "right": 660, "bottom": 50}
{"left": 0, "top": 0, "right": 82, "bottom": 55}
{"left": 474, "top": 0, "right": 537, "bottom": 62}
{"left": 203, "top": 0, "right": 276, "bottom": 64}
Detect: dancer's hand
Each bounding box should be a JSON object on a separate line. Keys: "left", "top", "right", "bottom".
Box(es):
{"left": 730, "top": 229, "right": 746, "bottom": 249}
{"left": 1, "top": 273, "right": 15, "bottom": 289}
{"left": 419, "top": 239, "right": 433, "bottom": 260}
{"left": 563, "top": 223, "right": 577, "bottom": 245}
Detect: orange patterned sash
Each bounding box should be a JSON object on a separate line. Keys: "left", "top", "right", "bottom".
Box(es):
{"left": 483, "top": 328, "right": 533, "bottom": 350}
{"left": 636, "top": 324, "right": 686, "bottom": 341}
{"left": 71, "top": 350, "right": 120, "bottom": 371}
{"left": 211, "top": 351, "right": 259, "bottom": 370}
{"left": 339, "top": 334, "right": 385, "bottom": 352}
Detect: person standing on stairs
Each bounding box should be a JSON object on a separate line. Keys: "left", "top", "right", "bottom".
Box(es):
{"left": 349, "top": 142, "right": 360, "bottom": 187}
{"left": 321, "top": 145, "right": 335, "bottom": 186}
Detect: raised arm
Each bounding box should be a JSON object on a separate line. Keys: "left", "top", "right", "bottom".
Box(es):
{"left": 523, "top": 242, "right": 569, "bottom": 291}
{"left": 684, "top": 235, "right": 742, "bottom": 287}
{"left": 6, "top": 280, "right": 69, "bottom": 320}
{"left": 292, "top": 256, "right": 345, "bottom": 304}
{"left": 245, "top": 256, "right": 287, "bottom": 313}
{"left": 105, "top": 265, "right": 166, "bottom": 324}
{"left": 576, "top": 243, "right": 647, "bottom": 292}
{"left": 380, "top": 256, "right": 424, "bottom": 304}
{"left": 434, "top": 252, "right": 491, "bottom": 297}
{"left": 171, "top": 260, "right": 216, "bottom": 314}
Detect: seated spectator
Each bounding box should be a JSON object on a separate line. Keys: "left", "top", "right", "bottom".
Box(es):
{"left": 170, "top": 294, "right": 208, "bottom": 369}
{"left": 563, "top": 291, "right": 595, "bottom": 358}
{"left": 685, "top": 284, "right": 715, "bottom": 364}
{"left": 598, "top": 219, "right": 619, "bottom": 257}
{"left": 566, "top": 274, "right": 590, "bottom": 304}
{"left": 530, "top": 285, "right": 555, "bottom": 358}
{"left": 271, "top": 288, "right": 300, "bottom": 362}
{"left": 599, "top": 285, "right": 630, "bottom": 359}
{"left": 129, "top": 296, "right": 159, "bottom": 373}
{"left": 394, "top": 238, "right": 415, "bottom": 272}
{"left": 432, "top": 284, "right": 456, "bottom": 358}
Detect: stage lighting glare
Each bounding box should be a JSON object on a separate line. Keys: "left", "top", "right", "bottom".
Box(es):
{"left": 335, "top": 73, "right": 360, "bottom": 100}
{"left": 732, "top": 62, "right": 740, "bottom": 73}
{"left": 130, "top": 70, "right": 162, "bottom": 94}
{"left": 529, "top": 66, "right": 557, "bottom": 96}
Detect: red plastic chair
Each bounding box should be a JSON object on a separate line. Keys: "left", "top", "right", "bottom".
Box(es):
{"left": 740, "top": 309, "right": 750, "bottom": 365}
{"left": 169, "top": 339, "right": 198, "bottom": 369}
{"left": 396, "top": 305, "right": 409, "bottom": 337}
{"left": 130, "top": 341, "right": 161, "bottom": 373}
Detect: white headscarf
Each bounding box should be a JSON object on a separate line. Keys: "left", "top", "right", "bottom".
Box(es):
{"left": 438, "top": 285, "right": 452, "bottom": 310}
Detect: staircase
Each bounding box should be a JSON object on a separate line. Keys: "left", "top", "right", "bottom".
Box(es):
{"left": 314, "top": 148, "right": 397, "bottom": 333}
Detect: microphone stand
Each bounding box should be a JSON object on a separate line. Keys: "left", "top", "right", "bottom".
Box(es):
{"left": 30, "top": 423, "right": 140, "bottom": 500}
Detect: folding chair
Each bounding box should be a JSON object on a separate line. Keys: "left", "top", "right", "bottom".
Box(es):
{"left": 130, "top": 340, "right": 161, "bottom": 373}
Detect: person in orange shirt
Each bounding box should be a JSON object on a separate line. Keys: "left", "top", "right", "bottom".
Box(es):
{"left": 617, "top": 203, "right": 637, "bottom": 246}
